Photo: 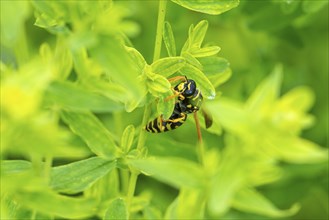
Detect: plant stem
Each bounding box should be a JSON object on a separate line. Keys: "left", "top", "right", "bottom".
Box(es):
{"left": 126, "top": 170, "right": 138, "bottom": 214}
{"left": 136, "top": 103, "right": 152, "bottom": 150}
{"left": 153, "top": 0, "right": 168, "bottom": 62}
{"left": 127, "top": 1, "right": 168, "bottom": 218}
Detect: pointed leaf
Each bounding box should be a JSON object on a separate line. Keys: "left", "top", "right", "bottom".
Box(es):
{"left": 199, "top": 57, "right": 231, "bottom": 87}
{"left": 278, "top": 86, "right": 315, "bottom": 112}
{"left": 157, "top": 90, "right": 175, "bottom": 120}
{"left": 129, "top": 157, "right": 205, "bottom": 188}
{"left": 45, "top": 81, "right": 124, "bottom": 113}
{"left": 207, "top": 150, "right": 245, "bottom": 215}
{"left": 180, "top": 64, "right": 216, "bottom": 99}
{"left": 190, "top": 46, "right": 221, "bottom": 57}
{"left": 121, "top": 125, "right": 135, "bottom": 153}
{"left": 50, "top": 157, "right": 116, "bottom": 194}
{"left": 232, "top": 188, "right": 300, "bottom": 217}
{"left": 206, "top": 98, "right": 249, "bottom": 136}
{"left": 126, "top": 46, "right": 147, "bottom": 71}
{"left": 1, "top": 160, "right": 32, "bottom": 174}
{"left": 89, "top": 36, "right": 144, "bottom": 99}
{"left": 147, "top": 74, "right": 171, "bottom": 96}
{"left": 191, "top": 20, "right": 208, "bottom": 48}
{"left": 151, "top": 57, "right": 186, "bottom": 77}
{"left": 163, "top": 21, "right": 176, "bottom": 57}
{"left": 273, "top": 137, "right": 328, "bottom": 164}
{"left": 245, "top": 65, "right": 283, "bottom": 114}
{"left": 171, "top": 0, "right": 239, "bottom": 15}
{"left": 61, "top": 111, "right": 119, "bottom": 159}
{"left": 176, "top": 188, "right": 206, "bottom": 218}
{"left": 181, "top": 24, "right": 194, "bottom": 53}
{"left": 182, "top": 52, "right": 203, "bottom": 69}
{"left": 103, "top": 198, "right": 128, "bottom": 220}
{"left": 13, "top": 190, "right": 97, "bottom": 219}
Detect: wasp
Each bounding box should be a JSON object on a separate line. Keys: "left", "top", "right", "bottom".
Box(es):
{"left": 145, "top": 76, "right": 212, "bottom": 133}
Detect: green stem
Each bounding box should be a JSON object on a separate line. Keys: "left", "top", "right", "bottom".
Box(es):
{"left": 136, "top": 103, "right": 152, "bottom": 150}
{"left": 126, "top": 1, "right": 168, "bottom": 218}
{"left": 153, "top": 0, "right": 168, "bottom": 62}
{"left": 126, "top": 171, "right": 138, "bottom": 214}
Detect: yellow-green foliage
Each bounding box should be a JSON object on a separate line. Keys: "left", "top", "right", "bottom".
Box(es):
{"left": 1, "top": 1, "right": 328, "bottom": 219}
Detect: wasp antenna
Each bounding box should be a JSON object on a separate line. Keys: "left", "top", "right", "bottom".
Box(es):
{"left": 193, "top": 112, "right": 203, "bottom": 145}
{"left": 168, "top": 75, "right": 187, "bottom": 83}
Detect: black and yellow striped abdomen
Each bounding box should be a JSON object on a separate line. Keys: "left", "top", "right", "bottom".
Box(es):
{"left": 145, "top": 103, "right": 187, "bottom": 133}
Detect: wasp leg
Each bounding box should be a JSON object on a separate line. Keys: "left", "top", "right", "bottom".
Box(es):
{"left": 164, "top": 89, "right": 185, "bottom": 102}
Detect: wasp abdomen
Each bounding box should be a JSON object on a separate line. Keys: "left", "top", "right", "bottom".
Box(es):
{"left": 145, "top": 104, "right": 187, "bottom": 133}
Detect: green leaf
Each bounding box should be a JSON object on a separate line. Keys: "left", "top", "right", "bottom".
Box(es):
{"left": 199, "top": 57, "right": 231, "bottom": 87}
{"left": 103, "top": 198, "right": 128, "bottom": 220}
{"left": 171, "top": 0, "right": 239, "bottom": 15}
{"left": 147, "top": 74, "right": 171, "bottom": 96}
{"left": 191, "top": 20, "right": 208, "bottom": 48}
{"left": 1, "top": 160, "right": 32, "bottom": 174}
{"left": 232, "top": 188, "right": 300, "bottom": 217}
{"left": 126, "top": 46, "right": 147, "bottom": 71}
{"left": 61, "top": 111, "right": 119, "bottom": 159}
{"left": 207, "top": 98, "right": 249, "bottom": 136}
{"left": 45, "top": 81, "right": 124, "bottom": 113}
{"left": 40, "top": 40, "right": 73, "bottom": 81}
{"left": 163, "top": 21, "right": 176, "bottom": 57}
{"left": 121, "top": 125, "right": 135, "bottom": 153}
{"left": 167, "top": 188, "right": 205, "bottom": 219}
{"left": 50, "top": 157, "right": 116, "bottom": 194}
{"left": 95, "top": 169, "right": 120, "bottom": 201}
{"left": 199, "top": 57, "right": 230, "bottom": 76}
{"left": 32, "top": 1, "right": 71, "bottom": 35}
{"left": 273, "top": 137, "right": 328, "bottom": 164}
{"left": 278, "top": 86, "right": 315, "bottom": 112}
{"left": 181, "top": 24, "right": 194, "bottom": 53}
{"left": 207, "top": 148, "right": 245, "bottom": 216}
{"left": 89, "top": 36, "right": 144, "bottom": 99}
{"left": 129, "top": 157, "right": 205, "bottom": 189}
{"left": 157, "top": 90, "right": 175, "bottom": 120}
{"left": 180, "top": 64, "right": 216, "bottom": 99}
{"left": 182, "top": 52, "right": 203, "bottom": 70}
{"left": 81, "top": 78, "right": 130, "bottom": 104}
{"left": 1, "top": 194, "right": 39, "bottom": 220}
{"left": 13, "top": 190, "right": 97, "bottom": 219}
{"left": 245, "top": 65, "right": 283, "bottom": 114}
{"left": 146, "top": 135, "right": 198, "bottom": 161}
{"left": 190, "top": 46, "right": 221, "bottom": 57}
{"left": 151, "top": 57, "right": 186, "bottom": 78}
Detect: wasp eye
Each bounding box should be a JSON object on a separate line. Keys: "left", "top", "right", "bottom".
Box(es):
{"left": 183, "top": 80, "right": 196, "bottom": 96}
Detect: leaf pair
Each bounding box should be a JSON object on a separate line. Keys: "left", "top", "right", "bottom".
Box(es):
{"left": 163, "top": 20, "right": 232, "bottom": 99}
